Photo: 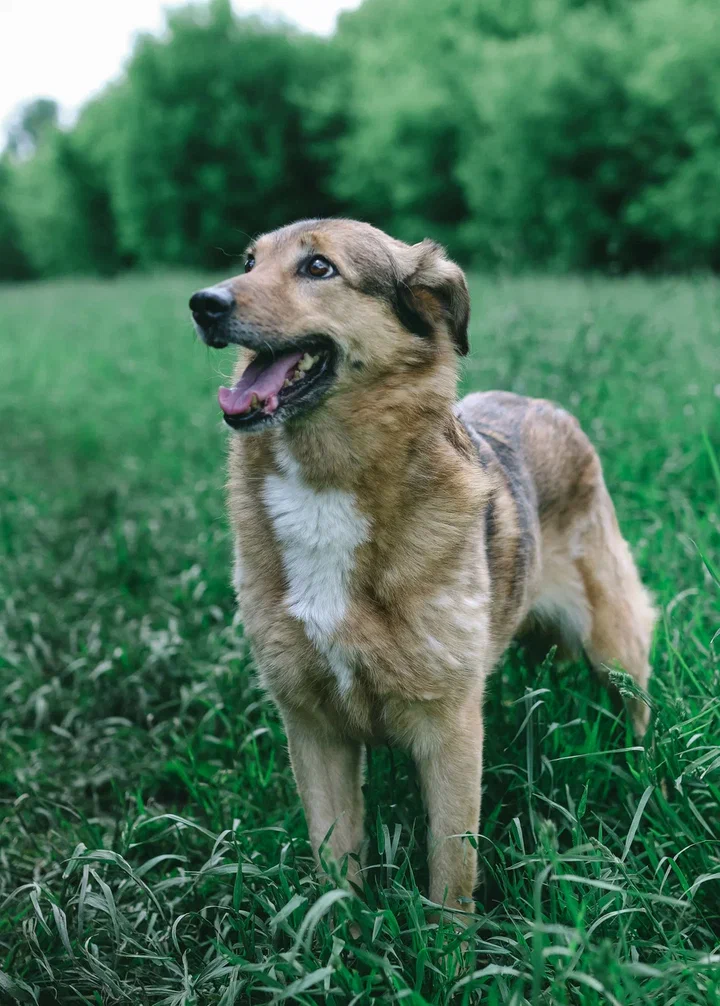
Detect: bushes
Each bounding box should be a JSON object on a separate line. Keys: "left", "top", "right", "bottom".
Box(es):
{"left": 3, "top": 1, "right": 338, "bottom": 278}
{"left": 623, "top": 0, "right": 720, "bottom": 269}
{"left": 457, "top": 0, "right": 720, "bottom": 270}
{"left": 1, "top": 95, "right": 126, "bottom": 278}
{"left": 7, "top": 131, "right": 125, "bottom": 278}
{"left": 307, "top": 0, "right": 476, "bottom": 256}
{"left": 0, "top": 162, "right": 33, "bottom": 280}
{"left": 2, "top": 0, "right": 720, "bottom": 278}
{"left": 107, "top": 0, "right": 338, "bottom": 268}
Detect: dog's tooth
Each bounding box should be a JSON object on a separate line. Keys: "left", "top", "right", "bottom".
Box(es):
{"left": 282, "top": 379, "right": 291, "bottom": 388}
{"left": 250, "top": 393, "right": 259, "bottom": 409}
{"left": 298, "top": 353, "right": 314, "bottom": 372}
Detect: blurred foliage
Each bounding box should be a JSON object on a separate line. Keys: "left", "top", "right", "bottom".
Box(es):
{"left": 107, "top": 0, "right": 339, "bottom": 267}
{"left": 1, "top": 0, "right": 720, "bottom": 278}
{"left": 458, "top": 0, "right": 720, "bottom": 269}
{"left": 304, "top": 0, "right": 476, "bottom": 254}
{"left": 0, "top": 163, "right": 33, "bottom": 280}
{"left": 8, "top": 126, "right": 125, "bottom": 277}
{"left": 4, "top": 97, "right": 59, "bottom": 158}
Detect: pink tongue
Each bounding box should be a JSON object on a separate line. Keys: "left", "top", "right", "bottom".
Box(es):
{"left": 218, "top": 351, "right": 303, "bottom": 415}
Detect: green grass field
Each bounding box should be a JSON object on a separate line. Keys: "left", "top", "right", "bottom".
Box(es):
{"left": 1, "top": 272, "right": 719, "bottom": 1004}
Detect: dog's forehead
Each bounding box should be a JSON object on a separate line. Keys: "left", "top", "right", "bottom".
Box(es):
{"left": 253, "top": 219, "right": 409, "bottom": 277}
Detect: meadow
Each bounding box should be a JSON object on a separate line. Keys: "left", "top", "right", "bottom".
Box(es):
{"left": 1, "top": 271, "right": 719, "bottom": 1004}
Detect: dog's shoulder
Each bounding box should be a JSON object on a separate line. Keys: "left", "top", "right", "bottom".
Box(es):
{"left": 455, "top": 392, "right": 544, "bottom": 634}
{"left": 457, "top": 390, "right": 602, "bottom": 530}
{"left": 455, "top": 390, "right": 538, "bottom": 519}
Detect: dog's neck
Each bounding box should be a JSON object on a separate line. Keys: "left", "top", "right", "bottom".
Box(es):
{"left": 271, "top": 358, "right": 461, "bottom": 492}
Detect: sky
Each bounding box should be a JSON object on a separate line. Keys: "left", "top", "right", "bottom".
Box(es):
{"left": 0, "top": 0, "right": 361, "bottom": 136}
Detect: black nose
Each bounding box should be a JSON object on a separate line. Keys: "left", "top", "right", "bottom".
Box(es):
{"left": 189, "top": 287, "right": 234, "bottom": 324}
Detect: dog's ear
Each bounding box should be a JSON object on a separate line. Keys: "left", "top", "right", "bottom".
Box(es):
{"left": 396, "top": 240, "right": 470, "bottom": 356}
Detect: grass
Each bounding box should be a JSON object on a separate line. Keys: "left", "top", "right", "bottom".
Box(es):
{"left": 1, "top": 270, "right": 719, "bottom": 1004}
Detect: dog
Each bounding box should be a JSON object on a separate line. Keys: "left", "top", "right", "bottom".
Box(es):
{"left": 189, "top": 218, "right": 656, "bottom": 914}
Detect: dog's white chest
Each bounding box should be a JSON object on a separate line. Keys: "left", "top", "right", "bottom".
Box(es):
{"left": 262, "top": 454, "right": 369, "bottom": 692}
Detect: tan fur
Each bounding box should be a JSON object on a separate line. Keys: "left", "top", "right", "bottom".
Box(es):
{"left": 196, "top": 219, "right": 656, "bottom": 914}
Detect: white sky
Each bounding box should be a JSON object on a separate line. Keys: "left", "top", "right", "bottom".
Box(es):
{"left": 0, "top": 0, "right": 361, "bottom": 136}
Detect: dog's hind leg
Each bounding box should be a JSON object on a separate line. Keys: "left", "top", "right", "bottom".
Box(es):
{"left": 519, "top": 401, "right": 656, "bottom": 736}
{"left": 531, "top": 488, "right": 656, "bottom": 737}
{"left": 576, "top": 489, "right": 657, "bottom": 737}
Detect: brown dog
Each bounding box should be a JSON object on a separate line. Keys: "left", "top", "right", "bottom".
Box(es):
{"left": 189, "top": 219, "right": 655, "bottom": 914}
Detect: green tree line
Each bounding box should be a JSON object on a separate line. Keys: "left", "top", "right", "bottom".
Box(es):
{"left": 2, "top": 0, "right": 719, "bottom": 279}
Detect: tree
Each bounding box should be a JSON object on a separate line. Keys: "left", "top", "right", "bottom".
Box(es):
{"left": 309, "top": 0, "right": 476, "bottom": 256}
{"left": 4, "top": 0, "right": 720, "bottom": 276}
{"left": 624, "top": 0, "right": 720, "bottom": 269}
{"left": 0, "top": 160, "right": 34, "bottom": 280}
{"left": 109, "top": 0, "right": 338, "bottom": 267}
{"left": 457, "top": 0, "right": 720, "bottom": 271}
{"left": 6, "top": 98, "right": 59, "bottom": 158}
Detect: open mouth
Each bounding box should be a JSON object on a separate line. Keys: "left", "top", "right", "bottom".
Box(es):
{"left": 217, "top": 337, "right": 337, "bottom": 430}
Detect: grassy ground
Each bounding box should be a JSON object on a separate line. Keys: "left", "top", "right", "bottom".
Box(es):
{"left": 1, "top": 271, "right": 719, "bottom": 1005}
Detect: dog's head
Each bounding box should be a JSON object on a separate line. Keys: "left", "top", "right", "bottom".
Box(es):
{"left": 189, "top": 218, "right": 470, "bottom": 431}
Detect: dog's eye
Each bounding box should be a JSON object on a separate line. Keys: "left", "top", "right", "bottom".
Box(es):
{"left": 301, "top": 256, "right": 337, "bottom": 279}
{"left": 244, "top": 255, "right": 255, "bottom": 274}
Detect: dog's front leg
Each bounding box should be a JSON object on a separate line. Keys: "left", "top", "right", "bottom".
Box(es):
{"left": 414, "top": 701, "right": 483, "bottom": 914}
{"left": 281, "top": 708, "right": 365, "bottom": 889}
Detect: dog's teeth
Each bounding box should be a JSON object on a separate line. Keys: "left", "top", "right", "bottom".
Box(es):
{"left": 298, "top": 353, "right": 315, "bottom": 372}
{"left": 250, "top": 393, "right": 259, "bottom": 408}
{"left": 282, "top": 379, "right": 291, "bottom": 388}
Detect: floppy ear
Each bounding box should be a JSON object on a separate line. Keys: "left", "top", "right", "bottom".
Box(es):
{"left": 396, "top": 240, "right": 470, "bottom": 356}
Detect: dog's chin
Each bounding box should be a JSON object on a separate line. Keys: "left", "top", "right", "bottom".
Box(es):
{"left": 220, "top": 336, "right": 338, "bottom": 432}
{"left": 193, "top": 318, "right": 229, "bottom": 349}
